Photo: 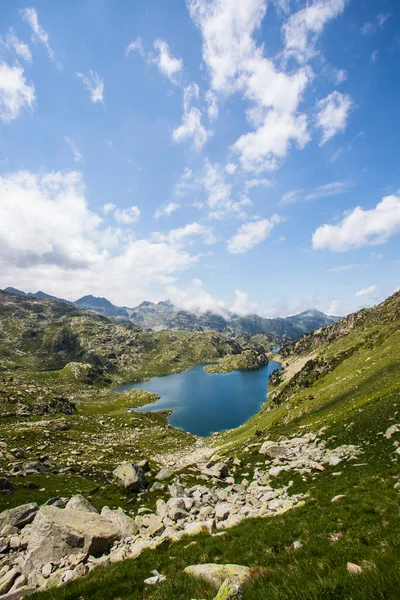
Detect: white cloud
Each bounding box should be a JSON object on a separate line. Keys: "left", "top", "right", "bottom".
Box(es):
{"left": 77, "top": 71, "right": 104, "bottom": 104}
{"left": 172, "top": 83, "right": 212, "bottom": 151}
{"left": 361, "top": 12, "right": 391, "bottom": 35}
{"left": 205, "top": 89, "right": 218, "bottom": 120}
{"left": 2, "top": 30, "right": 32, "bottom": 61}
{"left": 113, "top": 206, "right": 141, "bottom": 225}
{"left": 64, "top": 136, "right": 83, "bottom": 163}
{"left": 355, "top": 284, "right": 376, "bottom": 297}
{"left": 225, "top": 163, "right": 237, "bottom": 175}
{"left": 165, "top": 278, "right": 227, "bottom": 315}
{"left": 187, "top": 0, "right": 313, "bottom": 173}
{"left": 230, "top": 288, "right": 258, "bottom": 315}
{"left": 304, "top": 181, "right": 353, "bottom": 200}
{"left": 232, "top": 108, "right": 309, "bottom": 172}
{"left": 328, "top": 264, "right": 362, "bottom": 272}
{"left": 244, "top": 177, "right": 271, "bottom": 190}
{"left": 316, "top": 90, "right": 353, "bottom": 145}
{"left": 312, "top": 194, "right": 400, "bottom": 252}
{"left": 0, "top": 169, "right": 199, "bottom": 305}
{"left": 153, "top": 39, "right": 183, "bottom": 83}
{"left": 283, "top": 0, "right": 347, "bottom": 63}
{"left": 125, "top": 36, "right": 145, "bottom": 57}
{"left": 126, "top": 37, "right": 182, "bottom": 85}
{"left": 154, "top": 202, "right": 180, "bottom": 219}
{"left": 20, "top": 7, "right": 60, "bottom": 68}
{"left": 152, "top": 222, "right": 216, "bottom": 247}
{"left": 0, "top": 62, "right": 35, "bottom": 122}
{"left": 103, "top": 202, "right": 116, "bottom": 215}
{"left": 227, "top": 215, "right": 281, "bottom": 254}
{"left": 327, "top": 299, "right": 342, "bottom": 315}
{"left": 371, "top": 50, "right": 378, "bottom": 63}
{"left": 281, "top": 181, "right": 352, "bottom": 204}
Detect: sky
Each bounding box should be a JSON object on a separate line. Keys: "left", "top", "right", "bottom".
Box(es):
{"left": 0, "top": 0, "right": 399, "bottom": 318}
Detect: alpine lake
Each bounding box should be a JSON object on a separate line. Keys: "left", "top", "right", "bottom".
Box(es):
{"left": 115, "top": 360, "right": 281, "bottom": 437}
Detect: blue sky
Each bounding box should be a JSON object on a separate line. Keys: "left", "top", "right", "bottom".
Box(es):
{"left": 0, "top": 0, "right": 399, "bottom": 317}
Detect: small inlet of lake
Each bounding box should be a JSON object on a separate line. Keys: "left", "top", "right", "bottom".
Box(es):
{"left": 115, "top": 360, "right": 281, "bottom": 437}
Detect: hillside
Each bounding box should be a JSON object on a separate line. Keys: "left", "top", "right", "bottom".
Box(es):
{"left": 3, "top": 287, "right": 340, "bottom": 345}
{"left": 0, "top": 291, "right": 398, "bottom": 599}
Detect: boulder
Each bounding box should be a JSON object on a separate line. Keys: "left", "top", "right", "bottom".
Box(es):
{"left": 0, "top": 568, "right": 20, "bottom": 595}
{"left": 113, "top": 463, "right": 146, "bottom": 492}
{"left": 184, "top": 564, "right": 251, "bottom": 588}
{"left": 23, "top": 506, "right": 122, "bottom": 573}
{"left": 100, "top": 506, "right": 138, "bottom": 537}
{"left": 167, "top": 498, "right": 188, "bottom": 521}
{"left": 184, "top": 520, "right": 214, "bottom": 536}
{"left": 0, "top": 504, "right": 38, "bottom": 530}
{"left": 203, "top": 463, "right": 229, "bottom": 479}
{"left": 155, "top": 468, "right": 173, "bottom": 481}
{"left": 65, "top": 495, "right": 98, "bottom": 513}
{"left": 385, "top": 424, "right": 400, "bottom": 440}
{"left": 0, "top": 479, "right": 15, "bottom": 496}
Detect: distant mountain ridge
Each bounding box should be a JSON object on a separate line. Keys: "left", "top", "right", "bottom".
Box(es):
{"left": 3, "top": 287, "right": 341, "bottom": 343}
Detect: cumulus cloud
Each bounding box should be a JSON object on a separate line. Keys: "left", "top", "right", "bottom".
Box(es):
{"left": 0, "top": 62, "right": 35, "bottom": 122}
{"left": 316, "top": 90, "right": 353, "bottom": 145}
{"left": 20, "top": 7, "right": 60, "bottom": 68}
{"left": 227, "top": 215, "right": 282, "bottom": 254}
{"left": 205, "top": 89, "right": 218, "bottom": 120}
{"left": 283, "top": 0, "right": 347, "bottom": 63}
{"left": 0, "top": 169, "right": 199, "bottom": 305}
{"left": 2, "top": 30, "right": 32, "bottom": 61}
{"left": 172, "top": 83, "right": 212, "bottom": 151}
{"left": 154, "top": 202, "right": 180, "bottom": 219}
{"left": 64, "top": 136, "right": 83, "bottom": 163}
{"left": 187, "top": 0, "right": 319, "bottom": 173}
{"left": 312, "top": 194, "right": 400, "bottom": 252}
{"left": 77, "top": 71, "right": 104, "bottom": 104}
{"left": 355, "top": 284, "right": 376, "bottom": 297}
{"left": 113, "top": 206, "right": 140, "bottom": 225}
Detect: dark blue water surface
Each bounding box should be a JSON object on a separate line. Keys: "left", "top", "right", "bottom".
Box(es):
{"left": 115, "top": 360, "right": 281, "bottom": 437}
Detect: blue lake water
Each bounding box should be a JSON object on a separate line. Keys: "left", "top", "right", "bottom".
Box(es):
{"left": 115, "top": 360, "right": 281, "bottom": 437}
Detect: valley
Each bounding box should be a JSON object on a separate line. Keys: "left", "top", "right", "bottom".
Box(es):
{"left": 0, "top": 289, "right": 398, "bottom": 599}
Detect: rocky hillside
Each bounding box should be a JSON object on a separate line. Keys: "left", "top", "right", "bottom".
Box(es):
{"left": 3, "top": 288, "right": 340, "bottom": 345}
{"left": 0, "top": 291, "right": 398, "bottom": 599}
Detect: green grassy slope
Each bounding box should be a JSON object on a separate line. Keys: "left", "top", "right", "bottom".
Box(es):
{"left": 31, "top": 294, "right": 400, "bottom": 599}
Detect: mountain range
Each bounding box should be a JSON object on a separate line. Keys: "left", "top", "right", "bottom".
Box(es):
{"left": 3, "top": 287, "right": 340, "bottom": 343}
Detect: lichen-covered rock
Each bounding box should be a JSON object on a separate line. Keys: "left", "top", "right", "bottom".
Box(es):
{"left": 113, "top": 462, "right": 146, "bottom": 492}
{"left": 184, "top": 564, "right": 251, "bottom": 587}
{"left": 215, "top": 579, "right": 243, "bottom": 600}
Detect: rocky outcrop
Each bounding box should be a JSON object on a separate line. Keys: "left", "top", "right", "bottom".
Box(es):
{"left": 0, "top": 504, "right": 38, "bottom": 530}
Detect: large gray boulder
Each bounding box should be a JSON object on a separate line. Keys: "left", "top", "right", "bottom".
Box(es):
{"left": 100, "top": 506, "right": 138, "bottom": 537}
{"left": 65, "top": 495, "right": 98, "bottom": 513}
{"left": 23, "top": 506, "right": 122, "bottom": 573}
{"left": 155, "top": 468, "right": 173, "bottom": 481}
{"left": 0, "top": 504, "right": 38, "bottom": 530}
{"left": 113, "top": 463, "right": 146, "bottom": 492}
